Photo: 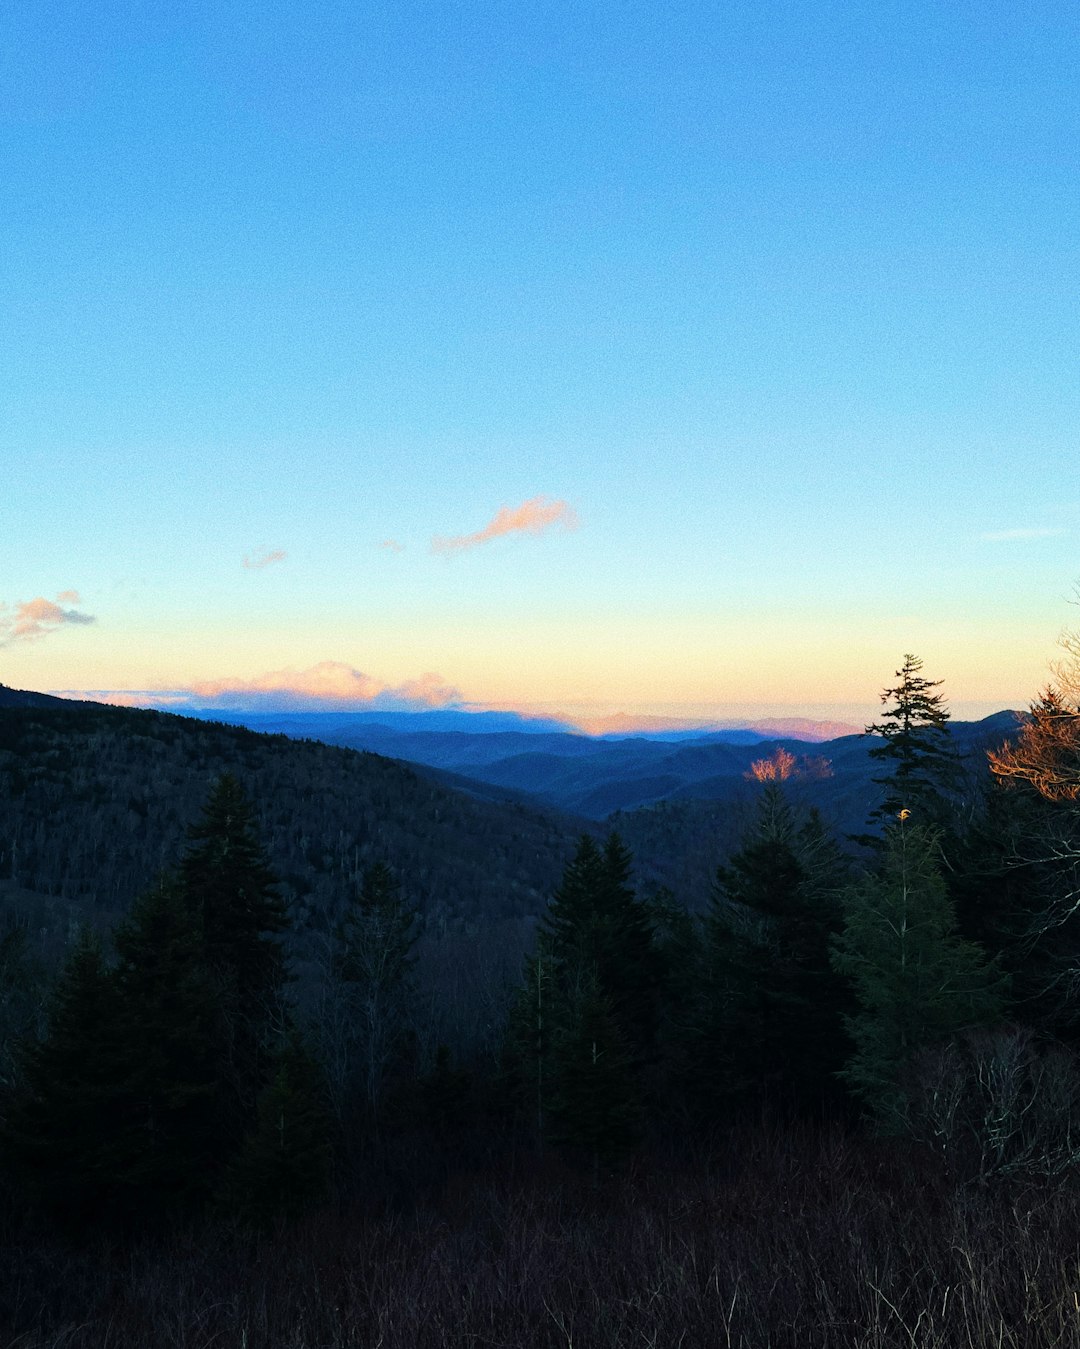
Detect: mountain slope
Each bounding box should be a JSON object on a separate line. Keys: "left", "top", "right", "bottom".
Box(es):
{"left": 0, "top": 699, "right": 581, "bottom": 941}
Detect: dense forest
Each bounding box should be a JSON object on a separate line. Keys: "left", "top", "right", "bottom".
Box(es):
{"left": 3, "top": 651, "right": 1080, "bottom": 1346}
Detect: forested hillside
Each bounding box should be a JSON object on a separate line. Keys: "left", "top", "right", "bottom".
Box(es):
{"left": 3, "top": 661, "right": 1080, "bottom": 1349}
{"left": 0, "top": 697, "right": 578, "bottom": 942}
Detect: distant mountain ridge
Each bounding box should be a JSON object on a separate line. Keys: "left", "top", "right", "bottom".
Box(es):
{"left": 574, "top": 713, "right": 863, "bottom": 741}
{"left": 51, "top": 695, "right": 864, "bottom": 743}
{"left": 174, "top": 704, "right": 1024, "bottom": 820}
{"left": 14, "top": 685, "right": 1025, "bottom": 826}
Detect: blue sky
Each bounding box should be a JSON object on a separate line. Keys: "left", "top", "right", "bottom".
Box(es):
{"left": 2, "top": 0, "right": 1078, "bottom": 722}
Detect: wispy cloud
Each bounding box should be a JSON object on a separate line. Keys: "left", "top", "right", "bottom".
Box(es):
{"left": 379, "top": 538, "right": 406, "bottom": 553}
{"left": 979, "top": 527, "right": 1066, "bottom": 542}
{"left": 125, "top": 661, "right": 467, "bottom": 712}
{"left": 432, "top": 495, "right": 579, "bottom": 557}
{"left": 0, "top": 592, "right": 96, "bottom": 646}
{"left": 243, "top": 548, "right": 287, "bottom": 570}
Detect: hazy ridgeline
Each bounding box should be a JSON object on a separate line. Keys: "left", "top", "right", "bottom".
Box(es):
{"left": 2, "top": 659, "right": 1080, "bottom": 1346}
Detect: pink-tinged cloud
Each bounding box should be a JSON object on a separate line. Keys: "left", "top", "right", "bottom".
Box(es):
{"left": 0, "top": 593, "right": 96, "bottom": 646}
{"left": 243, "top": 548, "right": 287, "bottom": 570}
{"left": 431, "top": 495, "right": 579, "bottom": 556}
{"left": 379, "top": 538, "right": 406, "bottom": 553}
{"left": 171, "top": 661, "right": 464, "bottom": 712}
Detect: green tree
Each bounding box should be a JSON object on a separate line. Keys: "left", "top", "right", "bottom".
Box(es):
{"left": 179, "top": 774, "right": 288, "bottom": 1126}
{"left": 2, "top": 932, "right": 128, "bottom": 1221}
{"left": 224, "top": 1030, "right": 333, "bottom": 1226}
{"left": 865, "top": 654, "right": 962, "bottom": 831}
{"left": 546, "top": 971, "right": 640, "bottom": 1182}
{"left": 506, "top": 834, "right": 656, "bottom": 1161}
{"left": 832, "top": 821, "right": 1004, "bottom": 1129}
{"left": 642, "top": 885, "right": 702, "bottom": 1102}
{"left": 503, "top": 932, "right": 557, "bottom": 1143}
{"left": 110, "top": 877, "right": 221, "bottom": 1210}
{"left": 699, "top": 787, "right": 850, "bottom": 1106}
{"left": 541, "top": 832, "right": 658, "bottom": 1061}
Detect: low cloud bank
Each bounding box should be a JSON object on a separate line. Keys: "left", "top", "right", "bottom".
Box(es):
{"left": 75, "top": 661, "right": 463, "bottom": 714}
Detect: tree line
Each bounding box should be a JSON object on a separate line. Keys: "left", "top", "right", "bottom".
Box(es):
{"left": 4, "top": 648, "right": 1080, "bottom": 1233}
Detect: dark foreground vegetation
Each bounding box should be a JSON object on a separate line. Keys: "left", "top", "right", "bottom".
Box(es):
{"left": 7, "top": 1123, "right": 1080, "bottom": 1348}
{"left": 3, "top": 644, "right": 1080, "bottom": 1345}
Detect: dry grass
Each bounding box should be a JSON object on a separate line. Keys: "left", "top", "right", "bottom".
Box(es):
{"left": 4, "top": 1122, "right": 1080, "bottom": 1348}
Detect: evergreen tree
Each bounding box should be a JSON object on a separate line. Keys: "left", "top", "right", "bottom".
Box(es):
{"left": 864, "top": 654, "right": 962, "bottom": 832}
{"left": 832, "top": 821, "right": 1004, "bottom": 1129}
{"left": 541, "top": 833, "right": 607, "bottom": 969}
{"left": 541, "top": 832, "right": 658, "bottom": 1061}
{"left": 503, "top": 932, "right": 557, "bottom": 1143}
{"left": 110, "top": 877, "right": 221, "bottom": 1210}
{"left": 546, "top": 971, "right": 640, "bottom": 1182}
{"left": 506, "top": 834, "right": 656, "bottom": 1162}
{"left": 684, "top": 898, "right": 752, "bottom": 1118}
{"left": 698, "top": 787, "right": 850, "bottom": 1107}
{"left": 179, "top": 774, "right": 288, "bottom": 1127}
{"left": 642, "top": 885, "right": 702, "bottom": 1102}
{"left": 224, "top": 1030, "right": 333, "bottom": 1226}
{"left": 2, "top": 932, "right": 128, "bottom": 1221}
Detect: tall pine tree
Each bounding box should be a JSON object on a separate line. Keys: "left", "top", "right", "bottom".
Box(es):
{"left": 110, "top": 876, "right": 221, "bottom": 1211}
{"left": 546, "top": 971, "right": 640, "bottom": 1184}
{"left": 224, "top": 1029, "right": 333, "bottom": 1226}
{"left": 541, "top": 832, "right": 658, "bottom": 1062}
{"left": 2, "top": 931, "right": 128, "bottom": 1222}
{"left": 697, "top": 787, "right": 850, "bottom": 1108}
{"left": 512, "top": 833, "right": 657, "bottom": 1164}
{"left": 865, "top": 654, "right": 962, "bottom": 832}
{"left": 179, "top": 774, "right": 288, "bottom": 1132}
{"left": 832, "top": 821, "right": 1004, "bottom": 1129}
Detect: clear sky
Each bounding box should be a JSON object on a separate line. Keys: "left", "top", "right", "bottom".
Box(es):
{"left": 3, "top": 0, "right": 1078, "bottom": 724}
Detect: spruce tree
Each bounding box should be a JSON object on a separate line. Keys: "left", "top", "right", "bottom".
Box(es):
{"left": 643, "top": 885, "right": 702, "bottom": 1104}
{"left": 503, "top": 932, "right": 557, "bottom": 1143}
{"left": 700, "top": 787, "right": 850, "bottom": 1106}
{"left": 541, "top": 834, "right": 607, "bottom": 969}
{"left": 865, "top": 654, "right": 962, "bottom": 831}
{"left": 546, "top": 971, "right": 640, "bottom": 1182}
{"left": 224, "top": 1030, "right": 333, "bottom": 1226}
{"left": 110, "top": 877, "right": 221, "bottom": 1211}
{"left": 511, "top": 833, "right": 656, "bottom": 1162}
{"left": 2, "top": 932, "right": 128, "bottom": 1221}
{"left": 541, "top": 832, "right": 658, "bottom": 1061}
{"left": 179, "top": 774, "right": 287, "bottom": 1128}
{"left": 832, "top": 821, "right": 1004, "bottom": 1129}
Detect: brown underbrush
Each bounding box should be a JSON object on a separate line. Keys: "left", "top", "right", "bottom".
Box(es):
{"left": 4, "top": 1121, "right": 1080, "bottom": 1348}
